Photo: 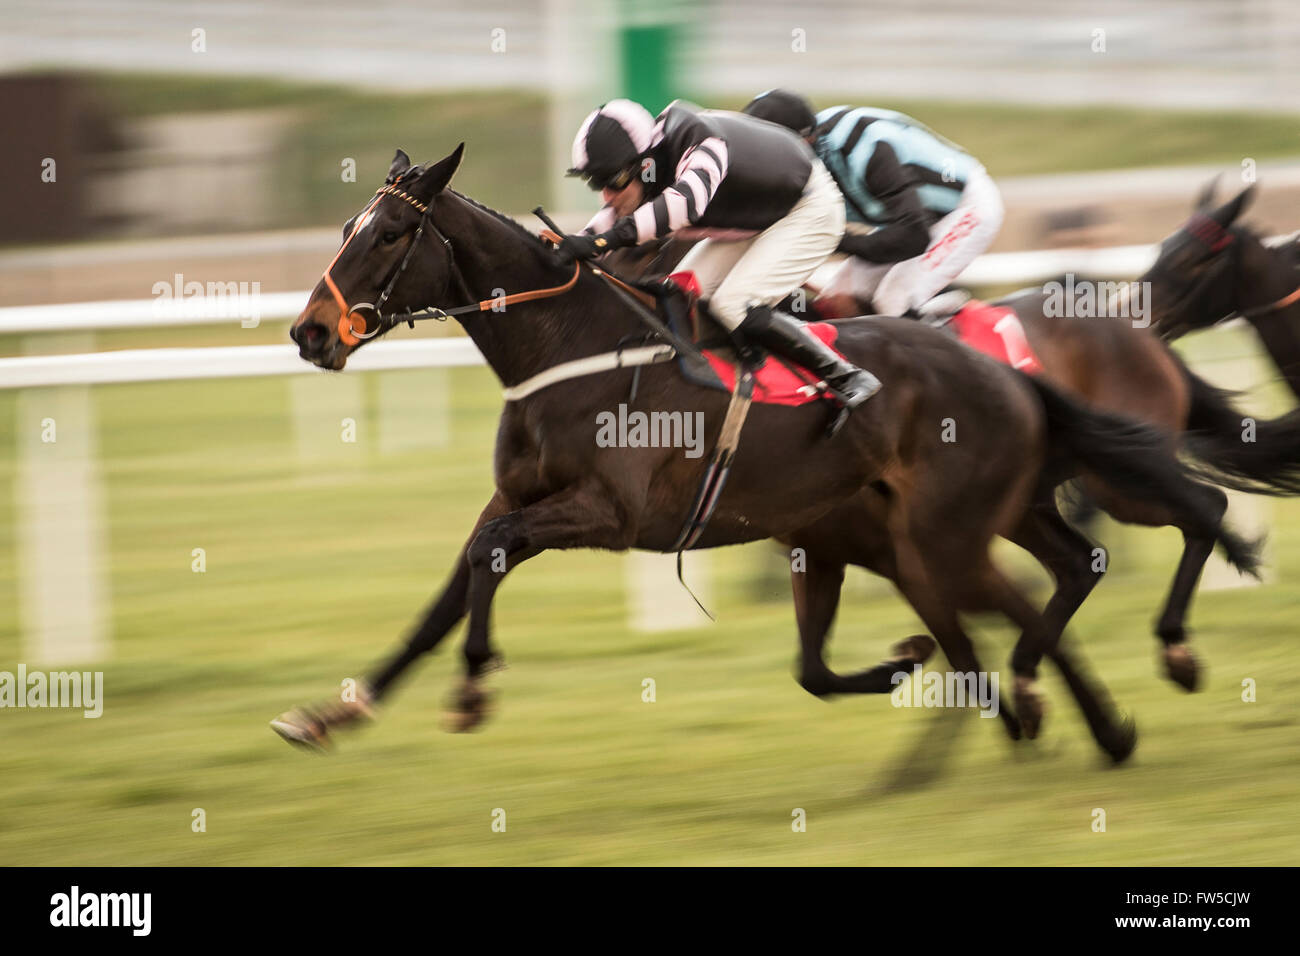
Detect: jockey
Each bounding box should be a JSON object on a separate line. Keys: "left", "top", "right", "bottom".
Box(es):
{"left": 743, "top": 89, "right": 1004, "bottom": 317}
{"left": 560, "top": 98, "right": 881, "bottom": 418}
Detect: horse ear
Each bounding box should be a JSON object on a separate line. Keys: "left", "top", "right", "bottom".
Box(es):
{"left": 1211, "top": 184, "right": 1257, "bottom": 226}
{"left": 410, "top": 143, "right": 465, "bottom": 200}
{"left": 1194, "top": 175, "right": 1220, "bottom": 212}
{"left": 386, "top": 148, "right": 412, "bottom": 184}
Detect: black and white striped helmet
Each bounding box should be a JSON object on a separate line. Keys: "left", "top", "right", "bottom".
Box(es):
{"left": 568, "top": 99, "right": 656, "bottom": 187}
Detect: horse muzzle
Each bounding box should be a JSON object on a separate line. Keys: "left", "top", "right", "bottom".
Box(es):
{"left": 291, "top": 312, "right": 351, "bottom": 370}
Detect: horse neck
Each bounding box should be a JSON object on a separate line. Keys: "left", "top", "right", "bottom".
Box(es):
{"left": 1238, "top": 239, "right": 1300, "bottom": 402}
{"left": 436, "top": 195, "right": 646, "bottom": 388}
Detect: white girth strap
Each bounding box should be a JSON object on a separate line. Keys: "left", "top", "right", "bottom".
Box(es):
{"left": 502, "top": 344, "right": 678, "bottom": 401}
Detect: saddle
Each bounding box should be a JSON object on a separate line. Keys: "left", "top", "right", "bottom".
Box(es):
{"left": 811, "top": 285, "right": 1045, "bottom": 376}
{"left": 931, "top": 296, "right": 1044, "bottom": 374}
{"left": 635, "top": 273, "right": 851, "bottom": 562}
{"left": 651, "top": 272, "right": 846, "bottom": 407}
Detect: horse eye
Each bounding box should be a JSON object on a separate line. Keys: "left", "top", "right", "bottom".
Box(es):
{"left": 382, "top": 231, "right": 401, "bottom": 244}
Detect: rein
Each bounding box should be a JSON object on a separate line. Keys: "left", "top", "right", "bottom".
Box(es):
{"left": 1240, "top": 282, "right": 1300, "bottom": 320}
{"left": 323, "top": 183, "right": 580, "bottom": 347}
{"left": 322, "top": 187, "right": 701, "bottom": 366}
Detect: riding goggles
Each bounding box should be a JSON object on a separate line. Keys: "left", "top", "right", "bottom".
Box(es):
{"left": 573, "top": 164, "right": 640, "bottom": 193}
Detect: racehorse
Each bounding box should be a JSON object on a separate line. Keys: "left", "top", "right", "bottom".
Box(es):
{"left": 275, "top": 145, "right": 1255, "bottom": 763}
{"left": 614, "top": 186, "right": 1300, "bottom": 695}
{"left": 1142, "top": 181, "right": 1300, "bottom": 401}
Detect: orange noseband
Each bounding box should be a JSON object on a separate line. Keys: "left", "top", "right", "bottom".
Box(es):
{"left": 322, "top": 184, "right": 433, "bottom": 346}
{"left": 319, "top": 184, "right": 580, "bottom": 347}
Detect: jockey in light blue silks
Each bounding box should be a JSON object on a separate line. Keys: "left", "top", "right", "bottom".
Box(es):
{"left": 744, "top": 89, "right": 1005, "bottom": 317}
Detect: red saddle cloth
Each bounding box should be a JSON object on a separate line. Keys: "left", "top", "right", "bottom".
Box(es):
{"left": 699, "top": 305, "right": 1044, "bottom": 407}
{"left": 949, "top": 300, "right": 1044, "bottom": 374}
{"left": 702, "top": 322, "right": 843, "bottom": 407}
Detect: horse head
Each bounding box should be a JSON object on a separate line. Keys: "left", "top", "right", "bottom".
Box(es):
{"left": 292, "top": 144, "right": 466, "bottom": 370}
{"left": 1142, "top": 178, "right": 1257, "bottom": 340}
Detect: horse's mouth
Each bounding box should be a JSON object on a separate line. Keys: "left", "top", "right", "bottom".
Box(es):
{"left": 299, "top": 341, "right": 350, "bottom": 371}
{"left": 319, "top": 347, "right": 349, "bottom": 371}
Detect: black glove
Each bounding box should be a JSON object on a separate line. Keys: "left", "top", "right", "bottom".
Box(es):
{"left": 555, "top": 217, "right": 637, "bottom": 265}
{"left": 837, "top": 223, "right": 930, "bottom": 264}
{"left": 556, "top": 232, "right": 603, "bottom": 264}
{"left": 836, "top": 232, "right": 881, "bottom": 261}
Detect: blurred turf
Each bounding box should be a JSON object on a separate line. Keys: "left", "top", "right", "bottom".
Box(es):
{"left": 0, "top": 324, "right": 1297, "bottom": 865}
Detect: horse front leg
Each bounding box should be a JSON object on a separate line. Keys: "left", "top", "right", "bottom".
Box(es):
{"left": 792, "top": 548, "right": 934, "bottom": 697}
{"left": 271, "top": 491, "right": 512, "bottom": 751}
{"left": 447, "top": 483, "right": 634, "bottom": 731}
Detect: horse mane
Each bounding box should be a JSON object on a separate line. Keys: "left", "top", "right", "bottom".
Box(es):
{"left": 387, "top": 164, "right": 553, "bottom": 250}
{"left": 1268, "top": 231, "right": 1300, "bottom": 271}
{"left": 447, "top": 188, "right": 552, "bottom": 251}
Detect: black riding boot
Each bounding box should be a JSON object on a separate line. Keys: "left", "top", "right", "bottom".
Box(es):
{"left": 738, "top": 305, "right": 881, "bottom": 433}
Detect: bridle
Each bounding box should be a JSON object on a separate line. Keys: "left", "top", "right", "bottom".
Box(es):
{"left": 1150, "top": 212, "right": 1300, "bottom": 336}
{"left": 322, "top": 180, "right": 580, "bottom": 347}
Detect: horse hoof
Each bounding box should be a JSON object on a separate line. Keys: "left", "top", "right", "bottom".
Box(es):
{"left": 1163, "top": 645, "right": 1200, "bottom": 692}
{"left": 443, "top": 680, "right": 493, "bottom": 733}
{"left": 891, "top": 634, "right": 936, "bottom": 665}
{"left": 270, "top": 686, "right": 374, "bottom": 752}
{"left": 1013, "top": 676, "right": 1045, "bottom": 740}
{"left": 1105, "top": 714, "right": 1138, "bottom": 765}
{"left": 270, "top": 708, "right": 332, "bottom": 753}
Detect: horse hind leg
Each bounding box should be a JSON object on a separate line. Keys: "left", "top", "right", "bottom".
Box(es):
{"left": 1152, "top": 527, "right": 1215, "bottom": 692}
{"left": 976, "top": 557, "right": 1137, "bottom": 764}
{"left": 887, "top": 536, "right": 1023, "bottom": 743}
{"left": 1085, "top": 478, "right": 1223, "bottom": 692}
{"left": 1004, "top": 498, "right": 1106, "bottom": 738}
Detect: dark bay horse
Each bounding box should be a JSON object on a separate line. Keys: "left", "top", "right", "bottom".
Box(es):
{"left": 277, "top": 145, "right": 1253, "bottom": 762}
{"left": 1142, "top": 181, "right": 1300, "bottom": 400}
{"left": 992, "top": 198, "right": 1300, "bottom": 690}
{"left": 618, "top": 188, "right": 1300, "bottom": 695}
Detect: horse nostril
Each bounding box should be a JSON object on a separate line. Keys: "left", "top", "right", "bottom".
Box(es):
{"left": 294, "top": 321, "right": 327, "bottom": 352}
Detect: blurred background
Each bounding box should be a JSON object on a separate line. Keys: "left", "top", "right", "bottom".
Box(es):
{"left": 0, "top": 0, "right": 1297, "bottom": 865}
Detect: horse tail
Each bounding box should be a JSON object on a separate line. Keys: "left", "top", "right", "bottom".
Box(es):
{"left": 1023, "top": 373, "right": 1262, "bottom": 578}
{"left": 1179, "top": 366, "right": 1300, "bottom": 495}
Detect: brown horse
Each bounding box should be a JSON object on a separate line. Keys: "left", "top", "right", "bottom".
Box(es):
{"left": 275, "top": 146, "right": 1254, "bottom": 763}
{"left": 616, "top": 188, "right": 1300, "bottom": 695}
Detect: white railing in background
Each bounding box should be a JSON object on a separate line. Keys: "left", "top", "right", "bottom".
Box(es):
{"left": 0, "top": 338, "right": 482, "bottom": 389}
{"left": 0, "top": 243, "right": 1163, "bottom": 336}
